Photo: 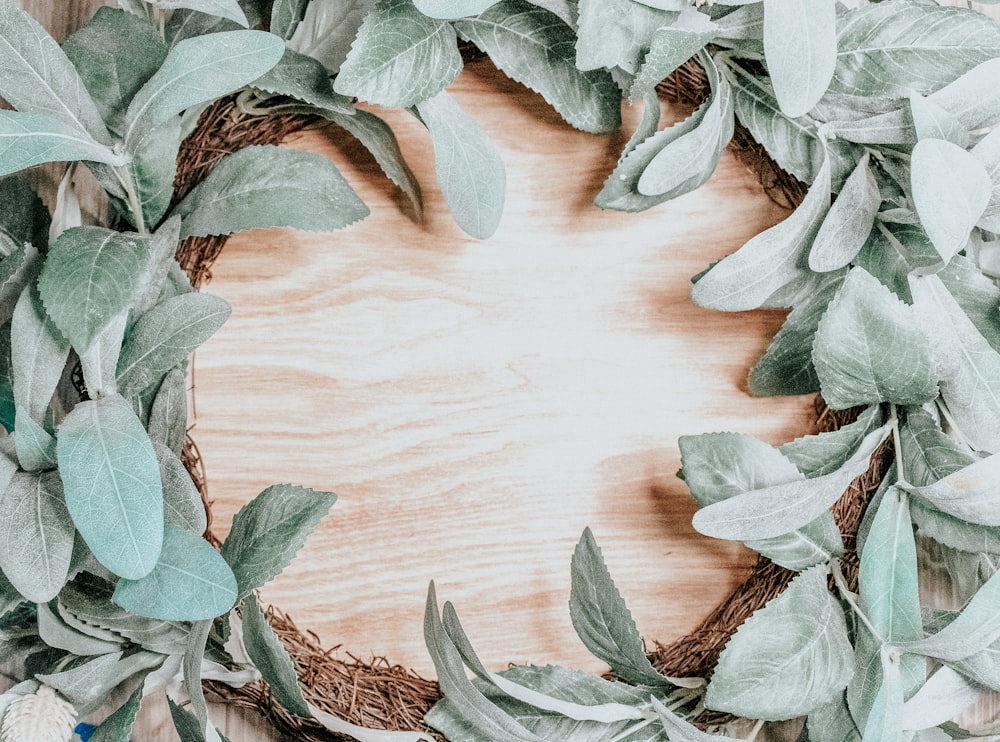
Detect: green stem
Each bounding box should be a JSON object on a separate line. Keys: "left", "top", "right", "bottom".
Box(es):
{"left": 888, "top": 403, "right": 909, "bottom": 489}
{"left": 114, "top": 165, "right": 147, "bottom": 234}
{"left": 832, "top": 559, "right": 885, "bottom": 644}
{"left": 936, "top": 398, "right": 973, "bottom": 450}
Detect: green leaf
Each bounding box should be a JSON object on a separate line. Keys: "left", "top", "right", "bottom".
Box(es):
{"left": 156, "top": 442, "right": 208, "bottom": 535}
{"left": 172, "top": 144, "right": 369, "bottom": 238}
{"left": 906, "top": 453, "right": 1000, "bottom": 527}
{"left": 415, "top": 91, "right": 506, "bottom": 239}
{"left": 807, "top": 693, "right": 861, "bottom": 742}
{"left": 972, "top": 127, "right": 1000, "bottom": 233}
{"left": 900, "top": 665, "right": 986, "bottom": 731}
{"left": 899, "top": 407, "right": 976, "bottom": 488}
{"left": 745, "top": 512, "right": 843, "bottom": 571}
{"left": 220, "top": 483, "right": 336, "bottom": 599}
{"left": 57, "top": 394, "right": 163, "bottom": 580}
{"left": 908, "top": 93, "right": 970, "bottom": 148}
{"left": 123, "top": 29, "right": 285, "bottom": 149}
{"left": 250, "top": 48, "right": 354, "bottom": 115}
{"left": 706, "top": 566, "right": 853, "bottom": 720}
{"left": 575, "top": 0, "right": 678, "bottom": 74}
{"left": 911, "top": 274, "right": 1000, "bottom": 453}
{"left": 62, "top": 7, "right": 168, "bottom": 137}
{"left": 285, "top": 0, "right": 375, "bottom": 75}
{"left": 455, "top": 2, "right": 621, "bottom": 134}
{"left": 0, "top": 0, "right": 111, "bottom": 144}
{"left": 241, "top": 594, "right": 311, "bottom": 717}
{"left": 168, "top": 697, "right": 207, "bottom": 742}
{"left": 37, "top": 226, "right": 152, "bottom": 352}
{"left": 785, "top": 407, "right": 885, "bottom": 480}
{"left": 128, "top": 118, "right": 183, "bottom": 229}
{"left": 134, "top": 216, "right": 185, "bottom": 317}
{"left": 117, "top": 293, "right": 230, "bottom": 398}
{"left": 859, "top": 651, "right": 903, "bottom": 742}
{"left": 748, "top": 270, "right": 843, "bottom": 396}
{"left": 333, "top": 0, "right": 462, "bottom": 108}
{"left": 0, "top": 111, "right": 126, "bottom": 178}
{"left": 630, "top": 9, "right": 718, "bottom": 99}
{"left": 38, "top": 650, "right": 163, "bottom": 709}
{"left": 651, "top": 697, "right": 741, "bottom": 742}
{"left": 36, "top": 601, "right": 122, "bottom": 656}
{"left": 763, "top": 0, "right": 835, "bottom": 118}
{"left": 89, "top": 685, "right": 143, "bottom": 742}
{"left": 271, "top": 0, "right": 309, "bottom": 38}
{"left": 569, "top": 528, "right": 670, "bottom": 687}
{"left": 0, "top": 469, "right": 74, "bottom": 603}
{"left": 911, "top": 139, "right": 990, "bottom": 264}
{"left": 10, "top": 285, "right": 70, "bottom": 425}
{"left": 809, "top": 153, "right": 880, "bottom": 272}
{"left": 147, "top": 367, "right": 188, "bottom": 456}
{"left": 853, "top": 221, "right": 939, "bottom": 304}
{"left": 939, "top": 255, "right": 1000, "bottom": 355}
{"left": 692, "top": 423, "right": 888, "bottom": 541}
{"left": 413, "top": 0, "right": 499, "bottom": 17}
{"left": 78, "top": 313, "right": 128, "bottom": 400}
{"left": 831, "top": 1, "right": 1000, "bottom": 98}
{"left": 691, "top": 155, "right": 830, "bottom": 311}
{"left": 0, "top": 177, "right": 49, "bottom": 255}
{"left": 113, "top": 525, "right": 236, "bottom": 620}
{"left": 928, "top": 58, "right": 1000, "bottom": 132}
{"left": 165, "top": 10, "right": 245, "bottom": 47}
{"left": 812, "top": 268, "right": 938, "bottom": 409}
{"left": 152, "top": 0, "right": 250, "bottom": 26}
{"left": 13, "top": 408, "right": 56, "bottom": 472}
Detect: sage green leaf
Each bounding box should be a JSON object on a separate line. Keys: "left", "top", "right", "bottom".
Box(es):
{"left": 706, "top": 565, "right": 853, "bottom": 720}
{"left": 0, "top": 469, "right": 74, "bottom": 603}
{"left": 325, "top": 109, "right": 423, "bottom": 219}
{"left": 972, "top": 127, "right": 1000, "bottom": 232}
{"left": 241, "top": 594, "right": 311, "bottom": 717}
{"left": 57, "top": 394, "right": 163, "bottom": 580}
{"left": 13, "top": 409, "right": 57, "bottom": 472}
{"left": 911, "top": 500, "right": 1000, "bottom": 555}
{"left": 629, "top": 9, "right": 718, "bottom": 99}
{"left": 123, "top": 30, "right": 285, "bottom": 149}
{"left": 909, "top": 93, "right": 970, "bottom": 149}
{"left": 155, "top": 442, "right": 208, "bottom": 535}
{"left": 692, "top": 424, "right": 888, "bottom": 541}
{"left": 0, "top": 177, "right": 48, "bottom": 258}
{"left": 89, "top": 685, "right": 143, "bottom": 742}
{"left": 62, "top": 7, "right": 168, "bottom": 137}
{"left": 569, "top": 528, "right": 670, "bottom": 687}
{"left": 152, "top": 0, "right": 250, "bottom": 26}
{"left": 691, "top": 155, "right": 830, "bottom": 311}
{"left": 285, "top": 0, "right": 375, "bottom": 75}
{"left": 575, "top": 0, "right": 678, "bottom": 73}
{"left": 455, "top": 2, "right": 621, "bottom": 134}
{"left": 906, "top": 453, "right": 1000, "bottom": 527}
{"left": 167, "top": 697, "right": 207, "bottom": 742}
{"left": 36, "top": 226, "right": 152, "bottom": 352}
{"left": 117, "top": 294, "right": 230, "bottom": 397}
{"left": 899, "top": 407, "right": 976, "bottom": 488}
{"left": 333, "top": 0, "right": 462, "bottom": 108}
{"left": 651, "top": 697, "right": 740, "bottom": 742}
{"left": 128, "top": 119, "right": 182, "bottom": 230}
{"left": 271, "top": 0, "right": 308, "bottom": 38}
{"left": 911, "top": 274, "right": 1000, "bottom": 452}
{"left": 113, "top": 525, "right": 236, "bottom": 620}
{"left": 147, "top": 367, "right": 188, "bottom": 456}
{"left": 911, "top": 139, "right": 990, "bottom": 263}
{"left": 812, "top": 268, "right": 938, "bottom": 409}
{"left": 748, "top": 270, "right": 843, "bottom": 396}
{"left": 900, "top": 666, "right": 987, "bottom": 731}
{"left": 928, "top": 59, "right": 1000, "bottom": 132}
{"left": 763, "top": 0, "right": 835, "bottom": 118}
{"left": 809, "top": 153, "right": 880, "bottom": 272}
{"left": 0, "top": 435, "right": 16, "bottom": 494}
{"left": 821, "top": 103, "right": 915, "bottom": 147}
{"left": 854, "top": 221, "right": 939, "bottom": 304}
{"left": 220, "top": 483, "right": 336, "bottom": 599}
{"left": 38, "top": 651, "right": 163, "bottom": 709}
{"left": 0, "top": 111, "right": 126, "bottom": 178}
{"left": 746, "top": 512, "right": 843, "bottom": 571}
{"left": 831, "top": 1, "right": 1000, "bottom": 98}
{"left": 250, "top": 48, "right": 354, "bottom": 115}
{"left": 0, "top": 0, "right": 111, "bottom": 144}
{"left": 860, "top": 651, "right": 903, "bottom": 742}
{"left": 10, "top": 286, "right": 70, "bottom": 425}
{"left": 939, "top": 255, "right": 1000, "bottom": 355}
{"left": 413, "top": 0, "right": 500, "bottom": 17}
{"left": 415, "top": 91, "right": 506, "bottom": 239}
{"left": 172, "top": 145, "right": 369, "bottom": 238}
{"left": 165, "top": 10, "right": 245, "bottom": 48}
{"left": 37, "top": 601, "right": 122, "bottom": 656}
{"left": 807, "top": 693, "right": 861, "bottom": 742}
{"left": 134, "top": 217, "right": 184, "bottom": 317}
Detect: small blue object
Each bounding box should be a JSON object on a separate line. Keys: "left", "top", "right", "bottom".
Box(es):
{"left": 74, "top": 723, "right": 96, "bottom": 741}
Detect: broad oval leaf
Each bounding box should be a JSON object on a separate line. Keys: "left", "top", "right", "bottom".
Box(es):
{"left": 928, "top": 58, "right": 1000, "bottom": 132}
{"left": 415, "top": 91, "right": 506, "bottom": 239}
{"left": 911, "top": 139, "right": 990, "bottom": 263}
{"left": 812, "top": 267, "right": 938, "bottom": 409}
{"left": 413, "top": 0, "right": 500, "bottom": 17}
{"left": 908, "top": 93, "right": 969, "bottom": 148}
{"left": 124, "top": 30, "right": 285, "bottom": 149}
{"left": 809, "top": 153, "right": 880, "bottom": 272}
{"left": 113, "top": 525, "right": 236, "bottom": 621}
{"left": 455, "top": 2, "right": 621, "bottom": 134}
{"left": 0, "top": 469, "right": 74, "bottom": 603}
{"left": 147, "top": 367, "right": 188, "bottom": 456}
{"left": 57, "top": 395, "right": 163, "bottom": 580}
{"left": 333, "top": 0, "right": 463, "bottom": 109}
{"left": 13, "top": 408, "right": 57, "bottom": 472}
{"left": 763, "top": 0, "right": 836, "bottom": 118}
{"left": 172, "top": 145, "right": 369, "bottom": 239}
{"left": 36, "top": 226, "right": 152, "bottom": 352}
{"left": 220, "top": 484, "right": 336, "bottom": 599}
{"left": 0, "top": 111, "right": 126, "bottom": 177}
{"left": 706, "top": 566, "right": 853, "bottom": 720}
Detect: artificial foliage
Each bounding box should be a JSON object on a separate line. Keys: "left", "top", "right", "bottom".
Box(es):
{"left": 0, "top": 0, "right": 999, "bottom": 740}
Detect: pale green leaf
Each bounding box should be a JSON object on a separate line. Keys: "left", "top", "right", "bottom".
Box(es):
{"left": 809, "top": 153, "right": 880, "bottom": 272}
{"left": 113, "top": 525, "right": 237, "bottom": 620}
{"left": 899, "top": 406, "right": 976, "bottom": 488}
{"left": 117, "top": 294, "right": 230, "bottom": 398}
{"left": 569, "top": 528, "right": 671, "bottom": 687}
{"left": 123, "top": 30, "right": 285, "bottom": 149}
{"left": 692, "top": 424, "right": 888, "bottom": 540}
{"left": 89, "top": 685, "right": 143, "bottom": 742}
{"left": 241, "top": 594, "right": 311, "bottom": 717}
{"left": 127, "top": 118, "right": 182, "bottom": 230}
{"left": 455, "top": 2, "right": 621, "bottom": 134}
{"left": 939, "top": 255, "right": 1000, "bottom": 355}
{"left": 172, "top": 145, "right": 369, "bottom": 238}
{"left": 651, "top": 697, "right": 739, "bottom": 742}
{"left": 38, "top": 651, "right": 163, "bottom": 709}
{"left": 909, "top": 93, "right": 970, "bottom": 148}
{"left": 76, "top": 313, "right": 127, "bottom": 402}
{"left": 929, "top": 58, "right": 1000, "bottom": 131}
{"left": 0, "top": 469, "right": 74, "bottom": 603}
{"left": 57, "top": 394, "right": 163, "bottom": 580}
{"left": 911, "top": 274, "right": 1000, "bottom": 452}
{"left": 220, "top": 483, "right": 336, "bottom": 599}
{"left": 780, "top": 405, "right": 884, "bottom": 479}
{"left": 152, "top": 0, "right": 249, "bottom": 26}
{"left": 972, "top": 126, "right": 1000, "bottom": 232}
{"left": 133, "top": 216, "right": 184, "bottom": 317}
{"left": 155, "top": 442, "right": 208, "bottom": 535}
{"left": 900, "top": 665, "right": 987, "bottom": 731}
{"left": 333, "top": 0, "right": 462, "bottom": 108}
{"left": 831, "top": 1, "right": 1000, "bottom": 98}
{"left": 167, "top": 697, "right": 207, "bottom": 742}
{"left": 36, "top": 226, "right": 152, "bottom": 352}
{"left": 906, "top": 453, "right": 1000, "bottom": 527}
{"left": 413, "top": 0, "right": 500, "bottom": 17}
{"left": 691, "top": 156, "right": 830, "bottom": 311}
{"left": 763, "top": 0, "right": 835, "bottom": 118}
{"left": 576, "top": 0, "right": 678, "bottom": 73}
{"left": 165, "top": 10, "right": 244, "bottom": 48}
{"left": 854, "top": 221, "right": 939, "bottom": 303}
{"left": 309, "top": 701, "right": 435, "bottom": 742}
{"left": 415, "top": 91, "right": 506, "bottom": 239}
{"left": 859, "top": 651, "right": 903, "bottom": 742}
{"left": 10, "top": 285, "right": 70, "bottom": 425}
{"left": 147, "top": 367, "right": 188, "bottom": 456}
{"left": 745, "top": 512, "right": 843, "bottom": 571}
{"left": 13, "top": 409, "right": 56, "bottom": 472}
{"left": 706, "top": 566, "right": 853, "bottom": 720}
{"left": 0, "top": 111, "right": 126, "bottom": 178}
{"left": 812, "top": 267, "right": 938, "bottom": 408}
{"left": 250, "top": 48, "right": 354, "bottom": 115}
{"left": 285, "top": 0, "right": 375, "bottom": 75}
{"left": 807, "top": 693, "right": 861, "bottom": 742}
{"left": 911, "top": 500, "right": 1000, "bottom": 555}
{"left": 271, "top": 0, "right": 309, "bottom": 38}
{"left": 629, "top": 9, "right": 718, "bottom": 99}
{"left": 37, "top": 600, "right": 122, "bottom": 656}
{"left": 0, "top": 0, "right": 111, "bottom": 144}
{"left": 911, "top": 139, "right": 990, "bottom": 263}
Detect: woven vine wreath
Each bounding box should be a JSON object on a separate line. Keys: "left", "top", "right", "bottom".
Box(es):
{"left": 2, "top": 1, "right": 1000, "bottom": 741}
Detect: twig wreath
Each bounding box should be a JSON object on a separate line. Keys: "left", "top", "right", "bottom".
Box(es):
{"left": 1, "top": 0, "right": 1000, "bottom": 740}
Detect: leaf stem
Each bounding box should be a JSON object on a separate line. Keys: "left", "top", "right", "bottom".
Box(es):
{"left": 935, "top": 398, "right": 973, "bottom": 450}
{"left": 113, "top": 165, "right": 147, "bottom": 234}
{"left": 831, "top": 559, "right": 885, "bottom": 644}
{"left": 609, "top": 716, "right": 656, "bottom": 742}
{"left": 888, "top": 404, "right": 909, "bottom": 489}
